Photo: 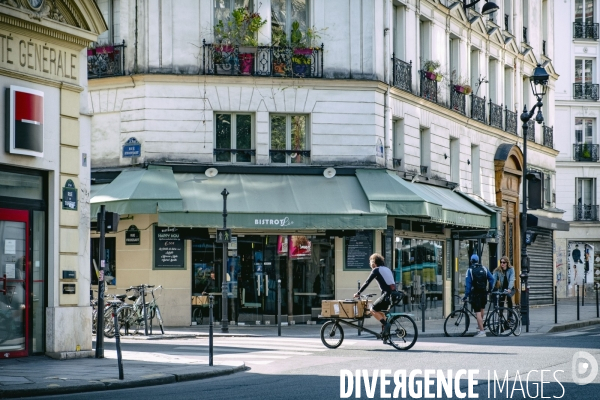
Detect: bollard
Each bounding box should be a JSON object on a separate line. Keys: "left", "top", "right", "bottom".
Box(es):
{"left": 577, "top": 285, "right": 580, "bottom": 321}
{"left": 554, "top": 285, "right": 557, "bottom": 324}
{"left": 209, "top": 295, "right": 214, "bottom": 367}
{"left": 596, "top": 284, "right": 599, "bottom": 318}
{"left": 582, "top": 284, "right": 585, "bottom": 307}
{"left": 277, "top": 279, "right": 282, "bottom": 337}
{"left": 421, "top": 284, "right": 425, "bottom": 333}
{"left": 357, "top": 280, "right": 361, "bottom": 336}
{"left": 113, "top": 303, "right": 124, "bottom": 380}
{"left": 141, "top": 286, "right": 149, "bottom": 336}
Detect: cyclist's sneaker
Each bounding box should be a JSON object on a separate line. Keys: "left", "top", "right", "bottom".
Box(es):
{"left": 474, "top": 330, "right": 486, "bottom": 338}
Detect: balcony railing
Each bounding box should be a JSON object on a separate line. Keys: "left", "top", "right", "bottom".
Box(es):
{"left": 523, "top": 26, "right": 528, "bottom": 43}
{"left": 573, "top": 22, "right": 600, "bottom": 40}
{"left": 542, "top": 125, "right": 553, "bottom": 148}
{"left": 542, "top": 40, "right": 546, "bottom": 56}
{"left": 505, "top": 107, "right": 518, "bottom": 135}
{"left": 420, "top": 71, "right": 438, "bottom": 103}
{"left": 213, "top": 148, "right": 256, "bottom": 163}
{"left": 87, "top": 41, "right": 126, "bottom": 79}
{"left": 574, "top": 205, "right": 599, "bottom": 221}
{"left": 489, "top": 100, "right": 503, "bottom": 129}
{"left": 525, "top": 119, "right": 536, "bottom": 142}
{"left": 392, "top": 56, "right": 412, "bottom": 93}
{"left": 202, "top": 41, "right": 324, "bottom": 78}
{"left": 573, "top": 83, "right": 600, "bottom": 100}
{"left": 471, "top": 94, "right": 486, "bottom": 123}
{"left": 450, "top": 84, "right": 466, "bottom": 115}
{"left": 573, "top": 143, "right": 600, "bottom": 162}
{"left": 504, "top": 14, "right": 509, "bottom": 32}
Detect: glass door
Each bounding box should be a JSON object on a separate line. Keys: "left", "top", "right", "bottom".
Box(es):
{"left": 0, "top": 208, "right": 29, "bottom": 358}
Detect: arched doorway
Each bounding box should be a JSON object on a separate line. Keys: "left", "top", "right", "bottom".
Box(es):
{"left": 494, "top": 144, "right": 523, "bottom": 303}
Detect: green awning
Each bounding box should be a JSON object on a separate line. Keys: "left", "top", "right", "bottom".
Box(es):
{"left": 355, "top": 169, "right": 444, "bottom": 219}
{"left": 90, "top": 166, "right": 183, "bottom": 215}
{"left": 158, "top": 173, "right": 387, "bottom": 230}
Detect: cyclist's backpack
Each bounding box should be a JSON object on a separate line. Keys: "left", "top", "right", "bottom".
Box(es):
{"left": 470, "top": 264, "right": 488, "bottom": 292}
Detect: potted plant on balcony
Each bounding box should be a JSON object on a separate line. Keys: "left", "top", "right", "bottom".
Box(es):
{"left": 290, "top": 21, "right": 320, "bottom": 77}
{"left": 423, "top": 60, "right": 442, "bottom": 81}
{"left": 452, "top": 73, "right": 472, "bottom": 95}
{"left": 271, "top": 25, "right": 288, "bottom": 76}
{"left": 582, "top": 143, "right": 592, "bottom": 159}
{"left": 214, "top": 7, "right": 266, "bottom": 75}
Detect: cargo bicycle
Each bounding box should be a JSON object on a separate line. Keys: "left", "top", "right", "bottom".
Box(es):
{"left": 320, "top": 293, "right": 418, "bottom": 351}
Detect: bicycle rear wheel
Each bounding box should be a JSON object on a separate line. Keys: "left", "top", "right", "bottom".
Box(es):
{"left": 444, "top": 310, "right": 469, "bottom": 337}
{"left": 510, "top": 310, "right": 522, "bottom": 336}
{"left": 103, "top": 307, "right": 116, "bottom": 338}
{"left": 387, "top": 315, "right": 418, "bottom": 350}
{"left": 117, "top": 306, "right": 133, "bottom": 336}
{"left": 155, "top": 306, "right": 165, "bottom": 334}
{"left": 320, "top": 320, "right": 344, "bottom": 349}
{"left": 488, "top": 308, "right": 516, "bottom": 336}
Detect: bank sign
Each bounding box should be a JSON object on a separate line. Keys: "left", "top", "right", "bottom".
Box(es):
{"left": 6, "top": 86, "right": 44, "bottom": 157}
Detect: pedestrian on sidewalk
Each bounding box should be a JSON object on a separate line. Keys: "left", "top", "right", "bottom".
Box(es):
{"left": 463, "top": 254, "right": 494, "bottom": 338}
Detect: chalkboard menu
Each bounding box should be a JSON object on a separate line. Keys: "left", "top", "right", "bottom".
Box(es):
{"left": 384, "top": 226, "right": 394, "bottom": 267}
{"left": 154, "top": 226, "right": 185, "bottom": 269}
{"left": 345, "top": 230, "right": 374, "bottom": 270}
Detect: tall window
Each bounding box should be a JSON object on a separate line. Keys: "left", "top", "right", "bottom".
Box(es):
{"left": 420, "top": 128, "right": 431, "bottom": 174}
{"left": 575, "top": 118, "right": 594, "bottom": 144}
{"left": 450, "top": 138, "right": 460, "bottom": 184}
{"left": 96, "top": 0, "right": 121, "bottom": 44}
{"left": 272, "top": 0, "right": 308, "bottom": 45}
{"left": 470, "top": 48, "right": 480, "bottom": 93}
{"left": 419, "top": 20, "right": 431, "bottom": 66}
{"left": 575, "top": 59, "right": 594, "bottom": 85}
{"left": 471, "top": 145, "right": 481, "bottom": 195}
{"left": 577, "top": 178, "right": 596, "bottom": 206}
{"left": 393, "top": 5, "right": 406, "bottom": 60}
{"left": 489, "top": 58, "right": 498, "bottom": 103}
{"left": 270, "top": 115, "right": 309, "bottom": 164}
{"left": 504, "top": 67, "right": 513, "bottom": 108}
{"left": 215, "top": 113, "right": 254, "bottom": 163}
{"left": 544, "top": 173, "right": 552, "bottom": 208}
{"left": 503, "top": 0, "right": 512, "bottom": 32}
{"left": 575, "top": 0, "right": 594, "bottom": 24}
{"left": 449, "top": 37, "right": 459, "bottom": 82}
{"left": 393, "top": 119, "right": 404, "bottom": 169}
{"left": 215, "top": 0, "right": 253, "bottom": 24}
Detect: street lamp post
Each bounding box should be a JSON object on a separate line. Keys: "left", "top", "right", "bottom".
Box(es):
{"left": 221, "top": 188, "right": 229, "bottom": 333}
{"left": 520, "top": 63, "right": 550, "bottom": 334}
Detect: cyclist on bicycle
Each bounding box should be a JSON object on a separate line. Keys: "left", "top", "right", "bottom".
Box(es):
{"left": 354, "top": 253, "right": 396, "bottom": 337}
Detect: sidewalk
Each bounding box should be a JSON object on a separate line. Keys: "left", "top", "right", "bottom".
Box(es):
{"left": 0, "top": 299, "right": 598, "bottom": 398}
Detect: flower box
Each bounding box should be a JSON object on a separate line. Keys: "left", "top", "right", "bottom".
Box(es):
{"left": 293, "top": 47, "right": 313, "bottom": 56}
{"left": 238, "top": 53, "right": 254, "bottom": 75}
{"left": 424, "top": 71, "right": 437, "bottom": 81}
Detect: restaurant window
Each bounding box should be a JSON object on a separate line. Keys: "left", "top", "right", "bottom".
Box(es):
{"left": 215, "top": 113, "right": 254, "bottom": 163}
{"left": 90, "top": 237, "right": 117, "bottom": 286}
{"left": 270, "top": 114, "right": 309, "bottom": 164}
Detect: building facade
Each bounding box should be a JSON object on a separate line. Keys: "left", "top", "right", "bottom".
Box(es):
{"left": 0, "top": 0, "right": 105, "bottom": 358}
{"left": 88, "top": 0, "right": 562, "bottom": 327}
{"left": 554, "top": 0, "right": 600, "bottom": 300}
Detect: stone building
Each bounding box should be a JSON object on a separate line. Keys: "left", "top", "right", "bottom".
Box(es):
{"left": 88, "top": 0, "right": 563, "bottom": 327}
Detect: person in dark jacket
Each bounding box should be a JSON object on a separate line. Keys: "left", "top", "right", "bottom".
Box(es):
{"left": 463, "top": 254, "right": 494, "bottom": 338}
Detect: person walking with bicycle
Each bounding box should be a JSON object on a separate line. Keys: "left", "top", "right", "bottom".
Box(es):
{"left": 463, "top": 254, "right": 494, "bottom": 338}
{"left": 354, "top": 253, "right": 396, "bottom": 337}
{"left": 492, "top": 256, "right": 515, "bottom": 310}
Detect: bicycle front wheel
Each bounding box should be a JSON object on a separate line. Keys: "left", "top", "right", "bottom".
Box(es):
{"left": 155, "top": 306, "right": 165, "bottom": 334}
{"left": 103, "top": 308, "right": 116, "bottom": 338}
{"left": 117, "top": 306, "right": 133, "bottom": 336}
{"left": 320, "top": 320, "right": 344, "bottom": 349}
{"left": 511, "top": 313, "right": 522, "bottom": 337}
{"left": 387, "top": 315, "right": 418, "bottom": 351}
{"left": 488, "top": 308, "right": 517, "bottom": 336}
{"left": 444, "top": 310, "right": 470, "bottom": 337}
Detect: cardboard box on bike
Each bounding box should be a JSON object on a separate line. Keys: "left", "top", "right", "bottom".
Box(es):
{"left": 321, "top": 300, "right": 367, "bottom": 318}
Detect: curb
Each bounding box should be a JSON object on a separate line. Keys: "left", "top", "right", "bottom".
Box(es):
{"left": 545, "top": 318, "right": 600, "bottom": 333}
{"left": 0, "top": 364, "right": 246, "bottom": 399}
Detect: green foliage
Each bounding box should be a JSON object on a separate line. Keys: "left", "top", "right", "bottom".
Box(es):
{"left": 423, "top": 60, "right": 441, "bottom": 72}
{"left": 214, "top": 7, "right": 267, "bottom": 46}
{"left": 582, "top": 143, "right": 591, "bottom": 158}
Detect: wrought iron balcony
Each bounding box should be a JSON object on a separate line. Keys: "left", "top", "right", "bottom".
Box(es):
{"left": 525, "top": 119, "right": 536, "bottom": 142}
{"left": 574, "top": 204, "right": 599, "bottom": 221}
{"left": 87, "top": 41, "right": 126, "bottom": 79}
{"left": 392, "top": 56, "right": 412, "bottom": 93}
{"left": 213, "top": 148, "right": 256, "bottom": 163}
{"left": 573, "top": 143, "right": 600, "bottom": 162}
{"left": 505, "top": 107, "right": 518, "bottom": 135}
{"left": 523, "top": 26, "right": 528, "bottom": 43}
{"left": 202, "top": 41, "right": 324, "bottom": 78}
{"left": 471, "top": 94, "right": 486, "bottom": 123}
{"left": 450, "top": 84, "right": 466, "bottom": 115}
{"left": 573, "top": 22, "right": 599, "bottom": 40}
{"left": 573, "top": 83, "right": 600, "bottom": 100}
{"left": 420, "top": 71, "right": 438, "bottom": 103}
{"left": 504, "top": 14, "right": 509, "bottom": 32}
{"left": 542, "top": 125, "right": 553, "bottom": 148}
{"left": 489, "top": 100, "right": 503, "bottom": 129}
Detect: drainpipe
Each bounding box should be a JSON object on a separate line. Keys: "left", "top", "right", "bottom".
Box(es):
{"left": 383, "top": 0, "right": 391, "bottom": 167}
{"left": 134, "top": 0, "right": 139, "bottom": 73}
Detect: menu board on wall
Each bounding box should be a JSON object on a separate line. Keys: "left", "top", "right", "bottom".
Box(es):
{"left": 154, "top": 226, "right": 185, "bottom": 269}
{"left": 345, "top": 230, "right": 374, "bottom": 270}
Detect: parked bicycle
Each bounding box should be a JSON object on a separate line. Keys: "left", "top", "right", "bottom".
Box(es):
{"left": 444, "top": 290, "right": 518, "bottom": 337}
{"left": 320, "top": 293, "right": 418, "bottom": 351}
{"left": 91, "top": 291, "right": 127, "bottom": 338}
{"left": 117, "top": 285, "right": 164, "bottom": 335}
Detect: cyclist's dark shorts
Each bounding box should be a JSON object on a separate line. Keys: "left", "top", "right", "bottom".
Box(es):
{"left": 470, "top": 291, "right": 487, "bottom": 312}
{"left": 371, "top": 293, "right": 391, "bottom": 312}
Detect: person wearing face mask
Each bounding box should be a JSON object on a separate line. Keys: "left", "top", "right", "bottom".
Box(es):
{"left": 492, "top": 256, "right": 515, "bottom": 310}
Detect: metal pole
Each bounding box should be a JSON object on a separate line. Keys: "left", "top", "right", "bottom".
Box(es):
{"left": 577, "top": 284, "right": 580, "bottom": 321}
{"left": 209, "top": 295, "right": 214, "bottom": 366}
{"left": 357, "top": 280, "right": 361, "bottom": 336}
{"left": 421, "top": 284, "right": 425, "bottom": 333}
{"left": 95, "top": 205, "right": 106, "bottom": 358}
{"left": 596, "top": 284, "right": 599, "bottom": 318}
{"left": 113, "top": 303, "right": 124, "bottom": 380}
{"left": 277, "top": 279, "right": 282, "bottom": 337}
{"left": 221, "top": 188, "right": 229, "bottom": 333}
{"left": 582, "top": 284, "right": 585, "bottom": 307}
{"left": 554, "top": 285, "right": 557, "bottom": 324}
{"left": 141, "top": 286, "right": 148, "bottom": 336}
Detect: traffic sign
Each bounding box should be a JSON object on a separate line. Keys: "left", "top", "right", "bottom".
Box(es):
{"left": 216, "top": 228, "right": 232, "bottom": 243}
